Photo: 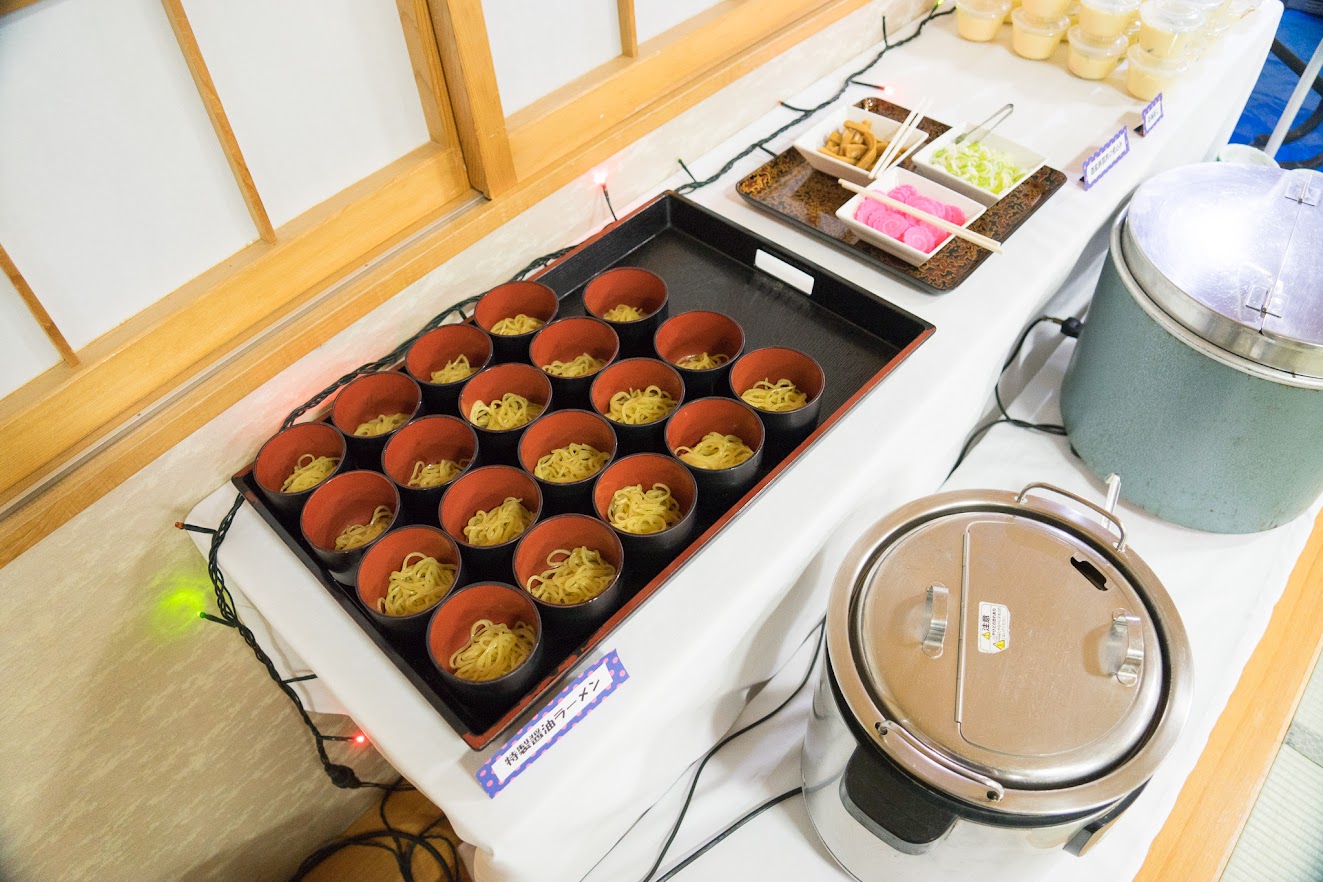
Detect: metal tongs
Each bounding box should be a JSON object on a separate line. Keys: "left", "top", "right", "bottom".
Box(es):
{"left": 955, "top": 103, "right": 1014, "bottom": 147}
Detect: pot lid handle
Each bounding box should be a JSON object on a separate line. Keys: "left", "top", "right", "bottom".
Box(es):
{"left": 875, "top": 720, "right": 1005, "bottom": 804}
{"left": 1112, "top": 608, "right": 1145, "bottom": 687}
{"left": 922, "top": 583, "right": 949, "bottom": 659}
{"left": 1016, "top": 479, "right": 1127, "bottom": 552}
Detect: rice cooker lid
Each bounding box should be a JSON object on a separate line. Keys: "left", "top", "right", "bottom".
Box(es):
{"left": 828, "top": 484, "right": 1191, "bottom": 815}
{"left": 1122, "top": 164, "right": 1323, "bottom": 378}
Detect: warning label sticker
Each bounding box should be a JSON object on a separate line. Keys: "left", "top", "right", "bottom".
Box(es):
{"left": 978, "top": 602, "right": 1010, "bottom": 654}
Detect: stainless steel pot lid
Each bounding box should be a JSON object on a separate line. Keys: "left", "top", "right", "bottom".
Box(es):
{"left": 827, "top": 481, "right": 1193, "bottom": 818}
{"left": 1122, "top": 164, "right": 1323, "bottom": 377}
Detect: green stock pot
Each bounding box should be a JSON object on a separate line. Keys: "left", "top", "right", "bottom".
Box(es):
{"left": 1061, "top": 164, "right": 1323, "bottom": 533}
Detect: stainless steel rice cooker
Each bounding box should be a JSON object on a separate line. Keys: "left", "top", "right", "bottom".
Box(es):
{"left": 1061, "top": 164, "right": 1323, "bottom": 534}
{"left": 802, "top": 483, "right": 1192, "bottom": 872}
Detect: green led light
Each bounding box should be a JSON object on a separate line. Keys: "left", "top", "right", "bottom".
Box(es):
{"left": 150, "top": 572, "right": 212, "bottom": 640}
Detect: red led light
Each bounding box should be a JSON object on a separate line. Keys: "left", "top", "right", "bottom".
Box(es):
{"left": 592, "top": 168, "right": 608, "bottom": 187}
{"left": 354, "top": 734, "right": 367, "bottom": 745}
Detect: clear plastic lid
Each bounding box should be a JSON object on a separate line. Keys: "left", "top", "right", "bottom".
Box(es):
{"left": 1068, "top": 25, "right": 1130, "bottom": 54}
{"left": 1080, "top": 0, "right": 1140, "bottom": 14}
{"left": 1011, "top": 7, "right": 1071, "bottom": 32}
{"left": 958, "top": 0, "right": 1013, "bottom": 15}
{"left": 1139, "top": 0, "right": 1206, "bottom": 32}
{"left": 1126, "top": 41, "right": 1191, "bottom": 71}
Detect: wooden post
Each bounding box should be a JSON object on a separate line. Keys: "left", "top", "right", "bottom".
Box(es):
{"left": 161, "top": 0, "right": 277, "bottom": 245}
{"left": 0, "top": 243, "right": 78, "bottom": 367}
{"left": 618, "top": 0, "right": 639, "bottom": 56}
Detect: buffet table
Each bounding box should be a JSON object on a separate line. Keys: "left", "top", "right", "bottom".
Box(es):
{"left": 187, "top": 6, "right": 1286, "bottom": 882}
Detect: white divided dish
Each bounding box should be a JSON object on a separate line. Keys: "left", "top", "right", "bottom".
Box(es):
{"left": 909, "top": 124, "right": 1047, "bottom": 206}
{"left": 792, "top": 106, "right": 930, "bottom": 187}
{"left": 835, "top": 167, "right": 987, "bottom": 267}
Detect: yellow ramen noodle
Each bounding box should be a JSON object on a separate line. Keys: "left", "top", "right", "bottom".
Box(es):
{"left": 281, "top": 453, "right": 339, "bottom": 493}
{"left": 354, "top": 412, "right": 409, "bottom": 437}
{"left": 449, "top": 619, "right": 536, "bottom": 681}
{"left": 607, "top": 385, "right": 677, "bottom": 425}
{"left": 542, "top": 353, "right": 607, "bottom": 378}
{"left": 430, "top": 354, "right": 476, "bottom": 384}
{"left": 469, "top": 393, "right": 543, "bottom": 431}
{"left": 490, "top": 314, "right": 544, "bottom": 336}
{"left": 379, "top": 552, "right": 457, "bottom": 616}
{"left": 607, "top": 483, "right": 682, "bottom": 534}
{"left": 602, "top": 303, "right": 645, "bottom": 322}
{"left": 534, "top": 443, "right": 609, "bottom": 483}
{"left": 407, "top": 459, "right": 468, "bottom": 488}
{"left": 675, "top": 352, "right": 730, "bottom": 370}
{"left": 334, "top": 505, "right": 394, "bottom": 551}
{"left": 740, "top": 378, "right": 808, "bottom": 413}
{"left": 525, "top": 547, "right": 617, "bottom": 605}
{"left": 463, "top": 496, "right": 535, "bottom": 546}
{"left": 674, "top": 432, "right": 754, "bottom": 470}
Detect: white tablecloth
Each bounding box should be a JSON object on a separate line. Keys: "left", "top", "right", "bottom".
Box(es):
{"left": 186, "top": 7, "right": 1283, "bottom": 881}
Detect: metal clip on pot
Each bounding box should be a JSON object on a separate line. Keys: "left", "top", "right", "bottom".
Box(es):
{"left": 1111, "top": 609, "right": 1144, "bottom": 687}
{"left": 874, "top": 720, "right": 1005, "bottom": 803}
{"left": 1016, "top": 479, "right": 1127, "bottom": 552}
{"left": 922, "top": 583, "right": 949, "bottom": 658}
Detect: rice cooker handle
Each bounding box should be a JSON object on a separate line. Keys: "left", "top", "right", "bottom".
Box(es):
{"left": 1017, "top": 482, "right": 1128, "bottom": 552}
{"left": 875, "top": 720, "right": 1005, "bottom": 803}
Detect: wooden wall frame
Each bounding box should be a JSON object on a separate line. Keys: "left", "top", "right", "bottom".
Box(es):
{"left": 0, "top": 0, "right": 874, "bottom": 568}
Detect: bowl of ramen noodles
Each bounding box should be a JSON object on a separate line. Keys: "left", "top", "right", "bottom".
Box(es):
{"left": 582, "top": 267, "right": 669, "bottom": 358}
{"left": 474, "top": 281, "right": 559, "bottom": 364}
{"left": 589, "top": 358, "right": 684, "bottom": 456}
{"left": 300, "top": 470, "right": 401, "bottom": 585}
{"left": 592, "top": 453, "right": 696, "bottom": 566}
{"left": 666, "top": 397, "right": 765, "bottom": 508}
{"left": 517, "top": 408, "right": 617, "bottom": 517}
{"left": 382, "top": 415, "right": 479, "bottom": 523}
{"left": 406, "top": 323, "right": 493, "bottom": 414}
{"left": 253, "top": 421, "right": 348, "bottom": 520}
{"left": 428, "top": 582, "right": 544, "bottom": 706}
{"left": 330, "top": 371, "right": 422, "bottom": 467}
{"left": 728, "top": 347, "right": 826, "bottom": 448}
{"left": 460, "top": 363, "right": 553, "bottom": 466}
{"left": 653, "top": 311, "right": 745, "bottom": 400}
{"left": 529, "top": 316, "right": 619, "bottom": 411}
{"left": 513, "top": 514, "right": 625, "bottom": 632}
{"left": 357, "top": 525, "right": 463, "bottom": 636}
{"left": 440, "top": 465, "right": 543, "bottom": 582}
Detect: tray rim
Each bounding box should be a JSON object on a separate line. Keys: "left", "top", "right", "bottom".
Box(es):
{"left": 230, "top": 190, "right": 934, "bottom": 751}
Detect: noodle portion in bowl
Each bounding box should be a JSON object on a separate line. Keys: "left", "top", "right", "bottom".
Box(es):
{"left": 534, "top": 443, "right": 610, "bottom": 483}
{"left": 607, "top": 386, "right": 678, "bottom": 425}
{"left": 542, "top": 353, "right": 607, "bottom": 378}
{"left": 490, "top": 314, "right": 544, "bottom": 336}
{"left": 675, "top": 352, "right": 729, "bottom": 371}
{"left": 674, "top": 432, "right": 754, "bottom": 470}
{"left": 379, "top": 552, "right": 457, "bottom": 616}
{"left": 524, "top": 547, "right": 617, "bottom": 605}
{"left": 335, "top": 505, "right": 394, "bottom": 551}
{"left": 430, "top": 354, "right": 476, "bottom": 384}
{"left": 449, "top": 619, "right": 536, "bottom": 681}
{"left": 607, "top": 483, "right": 682, "bottom": 534}
{"left": 602, "top": 304, "right": 645, "bottom": 322}
{"left": 740, "top": 379, "right": 808, "bottom": 413}
{"left": 469, "top": 393, "right": 544, "bottom": 430}
{"left": 407, "top": 459, "right": 469, "bottom": 488}
{"left": 282, "top": 454, "right": 340, "bottom": 493}
{"left": 355, "top": 413, "right": 409, "bottom": 436}
{"left": 464, "top": 497, "right": 535, "bottom": 546}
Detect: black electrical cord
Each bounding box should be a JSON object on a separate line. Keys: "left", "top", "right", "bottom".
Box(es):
{"left": 950, "top": 315, "right": 1082, "bottom": 474}
{"left": 674, "top": 4, "right": 954, "bottom": 195}
{"left": 652, "top": 788, "right": 804, "bottom": 882}
{"left": 636, "top": 619, "right": 825, "bottom": 882}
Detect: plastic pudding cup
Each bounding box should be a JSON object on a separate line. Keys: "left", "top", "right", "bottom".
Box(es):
{"left": 1067, "top": 27, "right": 1129, "bottom": 78}
{"left": 1011, "top": 9, "right": 1070, "bottom": 58}
{"left": 1078, "top": 0, "right": 1139, "bottom": 37}
{"left": 1126, "top": 43, "right": 1188, "bottom": 99}
{"left": 1137, "top": 0, "right": 1204, "bottom": 56}
{"left": 1021, "top": 0, "right": 1071, "bottom": 18}
{"left": 956, "top": 0, "right": 1012, "bottom": 40}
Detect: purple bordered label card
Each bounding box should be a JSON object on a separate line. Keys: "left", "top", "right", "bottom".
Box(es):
{"left": 475, "top": 650, "right": 630, "bottom": 798}
{"left": 1135, "top": 94, "right": 1164, "bottom": 137}
{"left": 1081, "top": 127, "right": 1130, "bottom": 190}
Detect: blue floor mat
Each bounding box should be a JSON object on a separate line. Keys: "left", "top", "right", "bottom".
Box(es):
{"left": 1230, "top": 8, "right": 1323, "bottom": 165}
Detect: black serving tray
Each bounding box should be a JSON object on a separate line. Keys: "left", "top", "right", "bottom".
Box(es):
{"left": 233, "top": 192, "right": 933, "bottom": 750}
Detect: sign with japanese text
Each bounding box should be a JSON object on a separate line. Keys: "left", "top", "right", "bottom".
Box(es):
{"left": 1081, "top": 127, "right": 1130, "bottom": 190}
{"left": 476, "top": 651, "right": 629, "bottom": 797}
{"left": 1136, "top": 94, "right": 1164, "bottom": 137}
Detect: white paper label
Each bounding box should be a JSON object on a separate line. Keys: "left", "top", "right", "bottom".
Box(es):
{"left": 978, "top": 602, "right": 1010, "bottom": 654}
